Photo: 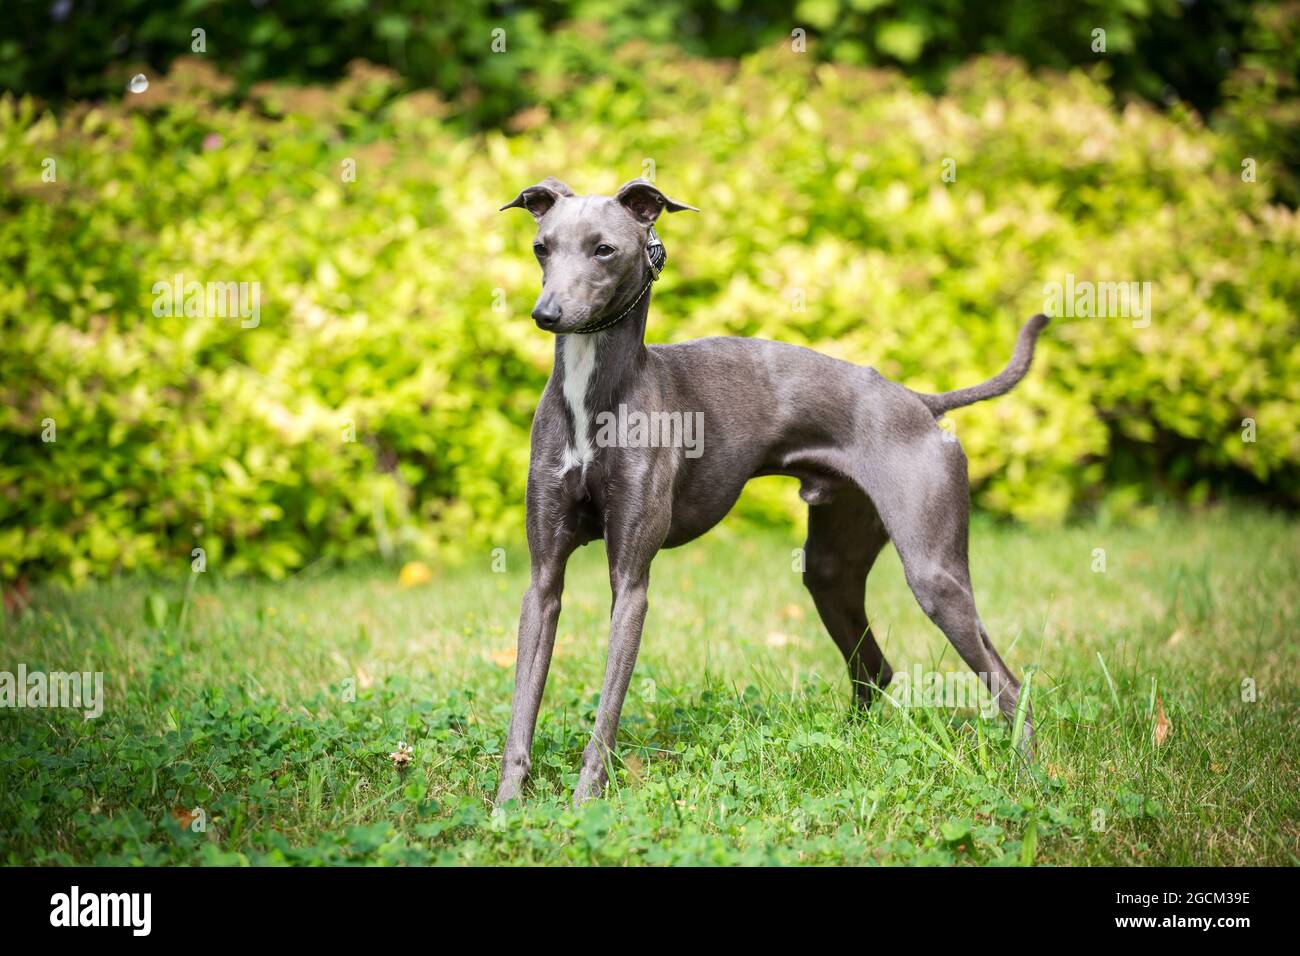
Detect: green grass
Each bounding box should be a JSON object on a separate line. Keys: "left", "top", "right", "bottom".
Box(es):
{"left": 2, "top": 504, "right": 1298, "bottom": 865}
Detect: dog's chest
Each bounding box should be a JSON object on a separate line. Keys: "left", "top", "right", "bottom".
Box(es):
{"left": 560, "top": 335, "right": 598, "bottom": 473}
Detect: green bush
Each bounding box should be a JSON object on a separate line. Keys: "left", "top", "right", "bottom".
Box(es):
{"left": 1, "top": 47, "right": 1297, "bottom": 582}
{"left": 7, "top": 1, "right": 1296, "bottom": 204}
{"left": 1215, "top": 1, "right": 1300, "bottom": 205}
{"left": 0, "top": 1, "right": 1277, "bottom": 125}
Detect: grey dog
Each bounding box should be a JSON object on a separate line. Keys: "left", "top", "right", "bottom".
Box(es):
{"left": 496, "top": 177, "right": 1048, "bottom": 805}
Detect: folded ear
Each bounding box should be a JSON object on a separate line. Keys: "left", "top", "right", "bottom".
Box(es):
{"left": 499, "top": 177, "right": 575, "bottom": 220}
{"left": 615, "top": 179, "right": 698, "bottom": 226}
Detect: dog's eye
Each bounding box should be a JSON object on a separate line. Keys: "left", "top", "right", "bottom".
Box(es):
{"left": 533, "top": 243, "right": 548, "bottom": 258}
{"left": 594, "top": 244, "right": 616, "bottom": 259}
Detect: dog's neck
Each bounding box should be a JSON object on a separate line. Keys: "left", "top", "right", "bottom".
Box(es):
{"left": 554, "top": 291, "right": 651, "bottom": 474}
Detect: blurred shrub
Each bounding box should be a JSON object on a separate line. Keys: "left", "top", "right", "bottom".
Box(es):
{"left": 6, "top": 1, "right": 1295, "bottom": 204}
{"left": 1215, "top": 0, "right": 1300, "bottom": 205}
{"left": 1, "top": 47, "right": 1297, "bottom": 581}
{"left": 0, "top": 1, "right": 1277, "bottom": 122}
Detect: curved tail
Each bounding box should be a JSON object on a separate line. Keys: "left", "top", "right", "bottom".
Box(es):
{"left": 917, "top": 314, "right": 1049, "bottom": 416}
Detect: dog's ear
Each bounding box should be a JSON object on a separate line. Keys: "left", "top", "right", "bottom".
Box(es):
{"left": 499, "top": 177, "right": 574, "bottom": 220}
{"left": 615, "top": 179, "right": 698, "bottom": 226}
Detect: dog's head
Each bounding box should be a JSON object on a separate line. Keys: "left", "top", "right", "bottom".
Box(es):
{"left": 500, "top": 177, "right": 697, "bottom": 334}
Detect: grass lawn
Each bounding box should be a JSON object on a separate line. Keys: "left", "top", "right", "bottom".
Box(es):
{"left": 2, "top": 504, "right": 1297, "bottom": 865}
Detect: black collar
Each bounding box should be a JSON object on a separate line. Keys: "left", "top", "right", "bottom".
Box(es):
{"left": 571, "top": 228, "right": 666, "bottom": 335}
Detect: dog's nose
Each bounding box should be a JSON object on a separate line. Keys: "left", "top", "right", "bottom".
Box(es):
{"left": 532, "top": 301, "right": 563, "bottom": 327}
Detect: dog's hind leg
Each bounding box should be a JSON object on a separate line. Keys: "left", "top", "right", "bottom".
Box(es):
{"left": 857, "top": 432, "right": 1032, "bottom": 752}
{"left": 803, "top": 488, "right": 893, "bottom": 709}
{"left": 901, "top": 549, "right": 1032, "bottom": 753}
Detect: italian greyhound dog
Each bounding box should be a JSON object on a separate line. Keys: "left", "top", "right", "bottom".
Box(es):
{"left": 496, "top": 177, "right": 1048, "bottom": 805}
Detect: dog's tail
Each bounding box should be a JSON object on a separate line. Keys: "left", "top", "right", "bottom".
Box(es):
{"left": 915, "top": 314, "right": 1049, "bottom": 416}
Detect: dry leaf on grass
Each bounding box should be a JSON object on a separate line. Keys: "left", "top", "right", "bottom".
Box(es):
{"left": 171, "top": 806, "right": 198, "bottom": 828}
{"left": 1154, "top": 695, "right": 1171, "bottom": 746}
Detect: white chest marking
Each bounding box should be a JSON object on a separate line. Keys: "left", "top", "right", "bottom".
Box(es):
{"left": 561, "top": 334, "right": 599, "bottom": 474}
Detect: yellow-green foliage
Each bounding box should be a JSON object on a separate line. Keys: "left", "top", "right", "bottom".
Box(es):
{"left": 2, "top": 51, "right": 1297, "bottom": 581}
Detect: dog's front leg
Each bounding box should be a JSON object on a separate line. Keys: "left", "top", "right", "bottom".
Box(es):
{"left": 572, "top": 562, "right": 655, "bottom": 805}
{"left": 496, "top": 547, "right": 572, "bottom": 805}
